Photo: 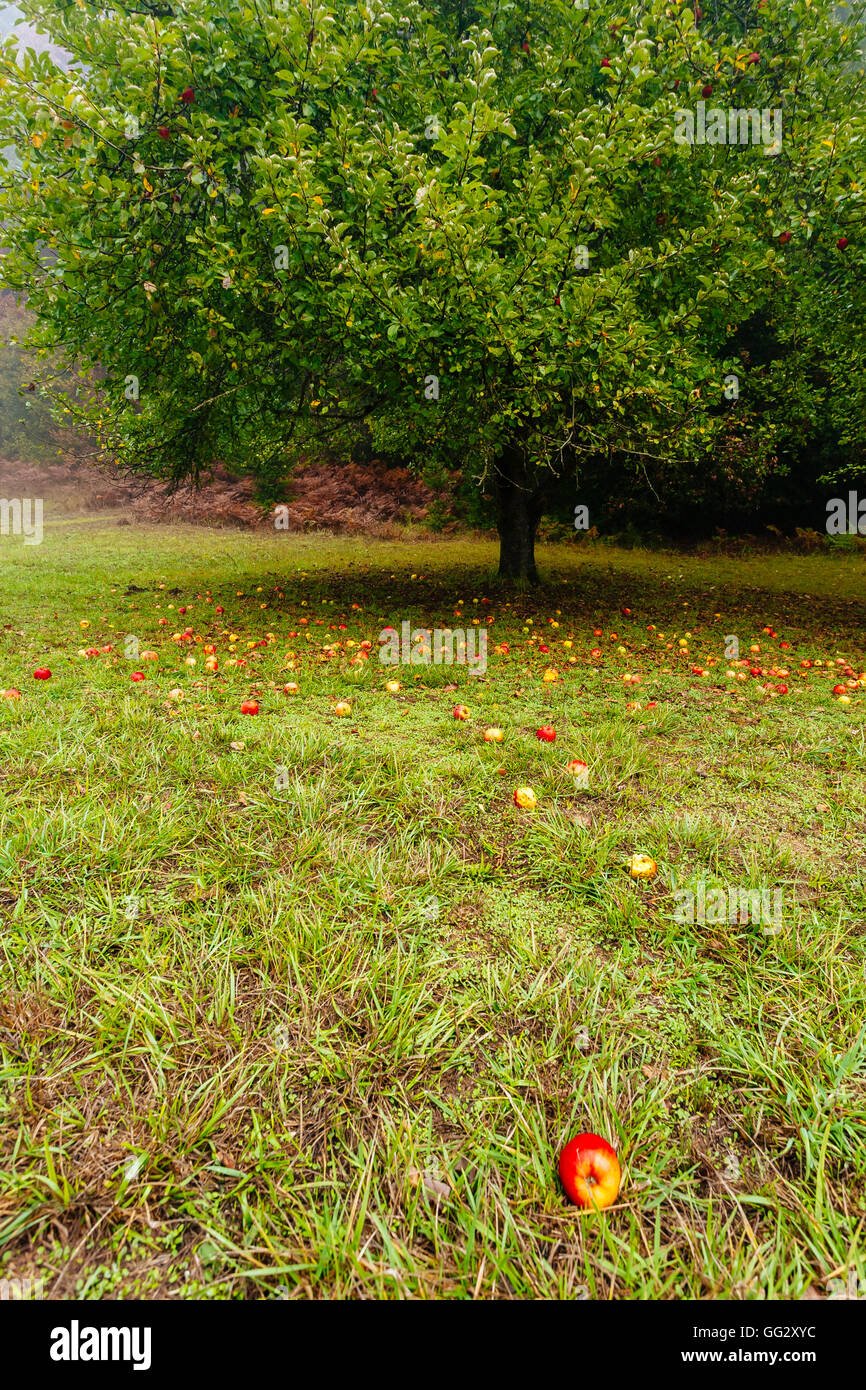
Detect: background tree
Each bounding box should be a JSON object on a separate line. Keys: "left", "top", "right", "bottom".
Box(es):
{"left": 1, "top": 0, "right": 863, "bottom": 578}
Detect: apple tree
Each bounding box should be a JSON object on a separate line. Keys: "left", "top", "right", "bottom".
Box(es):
{"left": 0, "top": 0, "right": 863, "bottom": 578}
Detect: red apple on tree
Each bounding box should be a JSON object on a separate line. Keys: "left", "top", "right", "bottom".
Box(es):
{"left": 837, "top": 236, "right": 848, "bottom": 250}
{"left": 180, "top": 87, "right": 194, "bottom": 104}
{"left": 559, "top": 1133, "right": 622, "bottom": 1210}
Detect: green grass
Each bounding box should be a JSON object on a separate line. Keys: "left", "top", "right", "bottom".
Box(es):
{"left": 0, "top": 520, "right": 864, "bottom": 1300}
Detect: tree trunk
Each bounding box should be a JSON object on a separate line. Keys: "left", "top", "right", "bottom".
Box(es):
{"left": 495, "top": 441, "right": 542, "bottom": 582}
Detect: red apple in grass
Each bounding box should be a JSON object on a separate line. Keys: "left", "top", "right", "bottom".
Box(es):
{"left": 559, "top": 1133, "right": 622, "bottom": 1209}
{"left": 453, "top": 704, "right": 471, "bottom": 720}
{"left": 536, "top": 725, "right": 556, "bottom": 742}
{"left": 240, "top": 699, "right": 259, "bottom": 715}
{"left": 33, "top": 668, "right": 52, "bottom": 680}
{"left": 130, "top": 672, "right": 146, "bottom": 682}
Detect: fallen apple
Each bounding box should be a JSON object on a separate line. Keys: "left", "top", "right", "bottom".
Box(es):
{"left": 241, "top": 699, "right": 259, "bottom": 715}
{"left": 33, "top": 668, "right": 52, "bottom": 680}
{"left": 559, "top": 1132, "right": 622, "bottom": 1210}
{"left": 334, "top": 700, "right": 352, "bottom": 716}
{"left": 484, "top": 727, "right": 504, "bottom": 742}
{"left": 628, "top": 853, "right": 657, "bottom": 879}
{"left": 536, "top": 725, "right": 556, "bottom": 742}
{"left": 513, "top": 787, "right": 537, "bottom": 809}
{"left": 453, "top": 704, "right": 471, "bottom": 720}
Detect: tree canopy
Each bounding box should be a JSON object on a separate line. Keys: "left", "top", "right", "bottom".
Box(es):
{"left": 1, "top": 0, "right": 864, "bottom": 575}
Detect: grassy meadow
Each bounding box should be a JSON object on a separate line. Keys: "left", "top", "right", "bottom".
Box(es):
{"left": 0, "top": 519, "right": 864, "bottom": 1300}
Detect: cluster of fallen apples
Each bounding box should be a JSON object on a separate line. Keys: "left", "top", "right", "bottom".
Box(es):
{"left": 452, "top": 704, "right": 592, "bottom": 810}
{"left": 4, "top": 598, "right": 863, "bottom": 714}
